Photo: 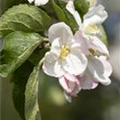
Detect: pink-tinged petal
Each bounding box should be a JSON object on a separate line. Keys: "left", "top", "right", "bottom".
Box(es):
{"left": 62, "top": 52, "right": 87, "bottom": 75}
{"left": 69, "top": 84, "right": 81, "bottom": 96}
{"left": 48, "top": 22, "right": 74, "bottom": 44}
{"left": 64, "top": 73, "right": 80, "bottom": 85}
{"left": 43, "top": 52, "right": 64, "bottom": 77}
{"left": 59, "top": 75, "right": 81, "bottom": 96}
{"left": 79, "top": 73, "right": 98, "bottom": 90}
{"left": 88, "top": 56, "right": 111, "bottom": 85}
{"left": 83, "top": 5, "right": 108, "bottom": 27}
{"left": 59, "top": 76, "right": 72, "bottom": 93}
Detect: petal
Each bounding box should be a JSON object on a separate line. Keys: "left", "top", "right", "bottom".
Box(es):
{"left": 99, "top": 56, "right": 112, "bottom": 77}
{"left": 79, "top": 72, "right": 98, "bottom": 90}
{"left": 43, "top": 52, "right": 64, "bottom": 77}
{"left": 51, "top": 38, "right": 61, "bottom": 56}
{"left": 59, "top": 76, "right": 72, "bottom": 93}
{"left": 74, "top": 30, "right": 89, "bottom": 54}
{"left": 83, "top": 5, "right": 108, "bottom": 27}
{"left": 64, "top": 73, "right": 80, "bottom": 85}
{"left": 35, "top": 0, "right": 49, "bottom": 5}
{"left": 66, "top": 1, "right": 82, "bottom": 26}
{"left": 59, "top": 75, "right": 81, "bottom": 96}
{"left": 48, "top": 22, "right": 74, "bottom": 44}
{"left": 88, "top": 57, "right": 111, "bottom": 85}
{"left": 83, "top": 24, "right": 100, "bottom": 35}
{"left": 62, "top": 48, "right": 88, "bottom": 75}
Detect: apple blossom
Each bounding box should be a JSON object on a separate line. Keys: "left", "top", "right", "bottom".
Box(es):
{"left": 66, "top": 3, "right": 112, "bottom": 90}
{"left": 66, "top": 2, "right": 108, "bottom": 30}
{"left": 74, "top": 31, "right": 112, "bottom": 89}
{"left": 43, "top": 22, "right": 88, "bottom": 78}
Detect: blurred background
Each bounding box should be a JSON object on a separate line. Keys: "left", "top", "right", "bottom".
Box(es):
{"left": 0, "top": 0, "right": 120, "bottom": 120}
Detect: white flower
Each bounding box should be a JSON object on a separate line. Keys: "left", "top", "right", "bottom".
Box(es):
{"left": 43, "top": 22, "right": 88, "bottom": 78}
{"left": 66, "top": 2, "right": 108, "bottom": 35}
{"left": 66, "top": 3, "right": 112, "bottom": 89}
{"left": 83, "top": 5, "right": 108, "bottom": 29}
{"left": 74, "top": 31, "right": 112, "bottom": 89}
{"left": 27, "top": 0, "right": 49, "bottom": 6}
{"left": 67, "top": 2, "right": 109, "bottom": 56}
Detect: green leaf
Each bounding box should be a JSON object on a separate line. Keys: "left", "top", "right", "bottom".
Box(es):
{"left": 0, "top": 31, "right": 43, "bottom": 78}
{"left": 74, "top": 0, "right": 89, "bottom": 19}
{"left": 0, "top": 38, "right": 4, "bottom": 52}
{"left": 52, "top": 0, "right": 79, "bottom": 33}
{"left": 12, "top": 61, "right": 34, "bottom": 120}
{"left": 0, "top": 4, "right": 51, "bottom": 37}
{"left": 0, "top": 0, "right": 26, "bottom": 15}
{"left": 52, "top": 0, "right": 67, "bottom": 23}
{"left": 25, "top": 60, "right": 42, "bottom": 120}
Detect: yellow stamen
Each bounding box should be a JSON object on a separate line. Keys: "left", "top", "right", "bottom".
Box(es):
{"left": 60, "top": 45, "right": 70, "bottom": 58}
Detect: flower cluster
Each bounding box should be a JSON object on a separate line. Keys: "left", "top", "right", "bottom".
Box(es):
{"left": 28, "top": 0, "right": 112, "bottom": 101}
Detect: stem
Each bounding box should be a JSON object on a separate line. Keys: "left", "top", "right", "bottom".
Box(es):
{"left": 38, "top": 57, "right": 45, "bottom": 69}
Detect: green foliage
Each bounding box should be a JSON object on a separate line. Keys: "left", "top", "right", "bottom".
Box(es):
{"left": 0, "top": 31, "right": 43, "bottom": 77}
{"left": 25, "top": 61, "right": 42, "bottom": 120}
{"left": 12, "top": 61, "right": 34, "bottom": 120}
{"left": 0, "top": 38, "right": 4, "bottom": 52}
{"left": 0, "top": 4, "right": 51, "bottom": 37}
{"left": 12, "top": 60, "right": 43, "bottom": 120}
{"left": 52, "top": 0, "right": 79, "bottom": 33}
{"left": 74, "top": 0, "right": 90, "bottom": 19}
{"left": 28, "top": 47, "right": 49, "bottom": 65}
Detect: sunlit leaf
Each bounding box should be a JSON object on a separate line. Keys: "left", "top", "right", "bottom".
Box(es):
{"left": 0, "top": 4, "right": 51, "bottom": 37}
{"left": 0, "top": 31, "right": 43, "bottom": 77}
{"left": 25, "top": 61, "right": 42, "bottom": 120}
